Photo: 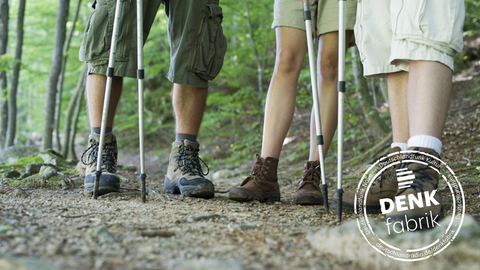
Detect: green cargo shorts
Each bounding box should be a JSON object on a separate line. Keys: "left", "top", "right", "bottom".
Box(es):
{"left": 79, "top": 0, "right": 227, "bottom": 88}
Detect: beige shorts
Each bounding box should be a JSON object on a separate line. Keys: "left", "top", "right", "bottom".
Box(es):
{"left": 272, "top": 0, "right": 357, "bottom": 36}
{"left": 355, "top": 0, "right": 465, "bottom": 77}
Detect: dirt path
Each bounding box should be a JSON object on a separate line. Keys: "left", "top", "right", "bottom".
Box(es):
{"left": 1, "top": 74, "right": 479, "bottom": 269}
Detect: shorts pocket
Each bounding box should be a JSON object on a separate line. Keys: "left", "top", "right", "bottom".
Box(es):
{"left": 392, "top": 0, "right": 463, "bottom": 53}
{"left": 188, "top": 3, "right": 227, "bottom": 81}
{"left": 80, "top": 0, "right": 113, "bottom": 63}
{"left": 80, "top": 0, "right": 133, "bottom": 64}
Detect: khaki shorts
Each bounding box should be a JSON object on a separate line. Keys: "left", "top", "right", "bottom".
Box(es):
{"left": 79, "top": 0, "right": 227, "bottom": 88}
{"left": 272, "top": 0, "right": 357, "bottom": 36}
{"left": 355, "top": 0, "right": 465, "bottom": 77}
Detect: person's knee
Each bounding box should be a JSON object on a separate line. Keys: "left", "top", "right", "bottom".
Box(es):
{"left": 275, "top": 49, "right": 303, "bottom": 75}
{"left": 319, "top": 56, "right": 338, "bottom": 82}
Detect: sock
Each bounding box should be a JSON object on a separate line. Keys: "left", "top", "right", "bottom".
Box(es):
{"left": 175, "top": 133, "right": 197, "bottom": 143}
{"left": 92, "top": 127, "right": 113, "bottom": 136}
{"left": 391, "top": 142, "right": 408, "bottom": 151}
{"left": 407, "top": 135, "right": 442, "bottom": 155}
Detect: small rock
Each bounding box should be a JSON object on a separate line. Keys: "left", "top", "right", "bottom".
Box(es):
{"left": 2, "top": 170, "right": 21, "bottom": 179}
{"left": 39, "top": 166, "right": 57, "bottom": 181}
{"left": 92, "top": 225, "right": 114, "bottom": 242}
{"left": 24, "top": 163, "right": 44, "bottom": 176}
{"left": 12, "top": 189, "right": 28, "bottom": 198}
{"left": 38, "top": 153, "right": 57, "bottom": 166}
{"left": 0, "top": 225, "right": 14, "bottom": 232}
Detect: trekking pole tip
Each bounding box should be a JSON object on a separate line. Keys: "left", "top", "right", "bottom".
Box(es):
{"left": 336, "top": 189, "right": 344, "bottom": 222}
{"left": 93, "top": 171, "right": 101, "bottom": 200}
{"left": 321, "top": 184, "right": 329, "bottom": 214}
{"left": 140, "top": 173, "right": 147, "bottom": 203}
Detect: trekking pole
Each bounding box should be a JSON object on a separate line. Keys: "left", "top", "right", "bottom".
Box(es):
{"left": 336, "top": 0, "right": 346, "bottom": 221}
{"left": 136, "top": 0, "right": 147, "bottom": 203}
{"left": 93, "top": 0, "right": 124, "bottom": 199}
{"left": 303, "top": 0, "right": 329, "bottom": 213}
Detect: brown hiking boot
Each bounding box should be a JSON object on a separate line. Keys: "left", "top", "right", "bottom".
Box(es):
{"left": 342, "top": 147, "right": 402, "bottom": 213}
{"left": 228, "top": 154, "right": 280, "bottom": 202}
{"left": 385, "top": 147, "right": 443, "bottom": 231}
{"left": 295, "top": 160, "right": 323, "bottom": 205}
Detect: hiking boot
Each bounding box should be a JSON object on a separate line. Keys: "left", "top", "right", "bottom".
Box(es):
{"left": 295, "top": 160, "right": 323, "bottom": 205}
{"left": 81, "top": 133, "right": 120, "bottom": 196}
{"left": 228, "top": 154, "right": 280, "bottom": 202}
{"left": 164, "top": 140, "right": 214, "bottom": 199}
{"left": 341, "top": 147, "right": 402, "bottom": 213}
{"left": 386, "top": 147, "right": 443, "bottom": 231}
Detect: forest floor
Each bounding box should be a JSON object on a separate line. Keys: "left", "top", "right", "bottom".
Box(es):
{"left": 1, "top": 65, "right": 480, "bottom": 269}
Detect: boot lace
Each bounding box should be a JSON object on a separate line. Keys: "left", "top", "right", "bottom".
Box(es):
{"left": 81, "top": 139, "right": 117, "bottom": 173}
{"left": 397, "top": 148, "right": 438, "bottom": 194}
{"left": 373, "top": 165, "right": 397, "bottom": 190}
{"left": 174, "top": 144, "right": 209, "bottom": 177}
{"left": 300, "top": 163, "right": 321, "bottom": 188}
{"left": 241, "top": 154, "right": 268, "bottom": 185}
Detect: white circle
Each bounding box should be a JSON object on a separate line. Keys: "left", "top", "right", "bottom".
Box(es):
{"left": 354, "top": 150, "right": 465, "bottom": 261}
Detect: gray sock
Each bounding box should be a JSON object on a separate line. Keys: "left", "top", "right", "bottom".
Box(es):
{"left": 92, "top": 127, "right": 113, "bottom": 136}
{"left": 175, "top": 133, "right": 197, "bottom": 143}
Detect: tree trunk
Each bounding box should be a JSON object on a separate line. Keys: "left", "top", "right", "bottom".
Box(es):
{"left": 62, "top": 65, "right": 86, "bottom": 158}
{"left": 42, "top": 0, "right": 70, "bottom": 150}
{"left": 351, "top": 46, "right": 390, "bottom": 138}
{"left": 0, "top": 0, "right": 8, "bottom": 149}
{"left": 240, "top": 0, "right": 264, "bottom": 102}
{"left": 69, "top": 82, "right": 85, "bottom": 161}
{"left": 54, "top": 0, "right": 82, "bottom": 153}
{"left": 5, "top": 0, "right": 25, "bottom": 147}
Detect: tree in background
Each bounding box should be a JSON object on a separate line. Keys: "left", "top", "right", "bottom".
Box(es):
{"left": 5, "top": 0, "right": 25, "bottom": 147}
{"left": 54, "top": 0, "right": 82, "bottom": 153}
{"left": 0, "top": 0, "right": 8, "bottom": 149}
{"left": 42, "top": 0, "right": 70, "bottom": 150}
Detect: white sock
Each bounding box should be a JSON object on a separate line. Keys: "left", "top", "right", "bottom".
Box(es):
{"left": 391, "top": 142, "right": 408, "bottom": 151}
{"left": 407, "top": 135, "right": 442, "bottom": 155}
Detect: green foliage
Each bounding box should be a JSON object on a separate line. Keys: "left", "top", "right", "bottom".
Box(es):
{"left": 4, "top": 155, "right": 43, "bottom": 170}
{"left": 464, "top": 0, "right": 480, "bottom": 36}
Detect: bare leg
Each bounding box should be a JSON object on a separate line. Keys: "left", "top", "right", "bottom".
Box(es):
{"left": 387, "top": 71, "right": 409, "bottom": 144}
{"left": 407, "top": 61, "right": 452, "bottom": 139}
{"left": 308, "top": 31, "right": 353, "bottom": 161}
{"left": 260, "top": 27, "right": 308, "bottom": 159}
{"left": 172, "top": 83, "right": 208, "bottom": 136}
{"left": 86, "top": 74, "right": 123, "bottom": 128}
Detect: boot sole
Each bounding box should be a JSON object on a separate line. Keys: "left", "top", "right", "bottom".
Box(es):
{"left": 295, "top": 193, "right": 324, "bottom": 205}
{"left": 164, "top": 182, "right": 215, "bottom": 199}
{"left": 228, "top": 188, "right": 280, "bottom": 203}
{"left": 83, "top": 186, "right": 120, "bottom": 197}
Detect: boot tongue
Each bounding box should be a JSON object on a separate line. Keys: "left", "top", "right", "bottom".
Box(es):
{"left": 389, "top": 146, "right": 401, "bottom": 154}
{"left": 406, "top": 146, "right": 440, "bottom": 170}
{"left": 183, "top": 139, "right": 199, "bottom": 148}
{"left": 91, "top": 132, "right": 114, "bottom": 143}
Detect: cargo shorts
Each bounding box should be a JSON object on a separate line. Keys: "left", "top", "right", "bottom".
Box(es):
{"left": 79, "top": 0, "right": 227, "bottom": 88}
{"left": 272, "top": 0, "right": 357, "bottom": 38}
{"left": 355, "top": 0, "right": 465, "bottom": 77}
